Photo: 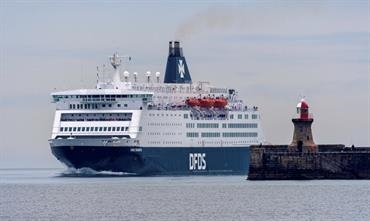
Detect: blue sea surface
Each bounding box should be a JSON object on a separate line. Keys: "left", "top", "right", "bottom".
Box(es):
{"left": 1, "top": 169, "right": 370, "bottom": 221}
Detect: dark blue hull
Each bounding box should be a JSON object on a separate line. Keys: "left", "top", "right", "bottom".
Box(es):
{"left": 51, "top": 146, "right": 250, "bottom": 176}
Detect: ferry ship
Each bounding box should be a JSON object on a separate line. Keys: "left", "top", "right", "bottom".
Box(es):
{"left": 49, "top": 41, "right": 265, "bottom": 175}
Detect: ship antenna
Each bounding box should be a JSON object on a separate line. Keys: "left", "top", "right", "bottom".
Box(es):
{"left": 123, "top": 71, "right": 130, "bottom": 82}
{"left": 96, "top": 66, "right": 99, "bottom": 84}
{"left": 133, "top": 72, "right": 138, "bottom": 82}
{"left": 146, "top": 71, "right": 151, "bottom": 83}
{"left": 102, "top": 64, "right": 106, "bottom": 83}
{"left": 109, "top": 53, "right": 132, "bottom": 84}
{"left": 155, "top": 72, "right": 161, "bottom": 83}
{"left": 110, "top": 52, "right": 122, "bottom": 84}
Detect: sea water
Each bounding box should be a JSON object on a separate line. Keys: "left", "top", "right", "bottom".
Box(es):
{"left": 1, "top": 169, "right": 370, "bottom": 221}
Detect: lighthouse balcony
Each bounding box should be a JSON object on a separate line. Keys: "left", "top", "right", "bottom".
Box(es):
{"left": 293, "top": 113, "right": 314, "bottom": 119}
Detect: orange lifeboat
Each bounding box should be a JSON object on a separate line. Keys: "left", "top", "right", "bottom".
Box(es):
{"left": 199, "top": 97, "right": 215, "bottom": 108}
{"left": 213, "top": 97, "right": 228, "bottom": 108}
{"left": 186, "top": 98, "right": 200, "bottom": 107}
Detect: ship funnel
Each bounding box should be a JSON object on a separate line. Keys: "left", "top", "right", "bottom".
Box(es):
{"left": 164, "top": 41, "right": 192, "bottom": 84}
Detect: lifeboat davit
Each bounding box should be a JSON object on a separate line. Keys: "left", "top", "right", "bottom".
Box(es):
{"left": 185, "top": 98, "right": 200, "bottom": 107}
{"left": 213, "top": 98, "right": 228, "bottom": 108}
{"left": 199, "top": 97, "right": 215, "bottom": 108}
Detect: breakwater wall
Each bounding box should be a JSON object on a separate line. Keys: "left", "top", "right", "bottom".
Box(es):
{"left": 248, "top": 145, "right": 370, "bottom": 180}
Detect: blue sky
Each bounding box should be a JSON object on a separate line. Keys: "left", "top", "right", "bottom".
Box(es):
{"left": 0, "top": 0, "right": 369, "bottom": 168}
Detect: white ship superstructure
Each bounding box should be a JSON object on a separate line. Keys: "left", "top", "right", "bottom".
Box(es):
{"left": 51, "top": 74, "right": 263, "bottom": 148}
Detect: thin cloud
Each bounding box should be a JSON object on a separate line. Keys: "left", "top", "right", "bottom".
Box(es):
{"left": 175, "top": 3, "right": 368, "bottom": 40}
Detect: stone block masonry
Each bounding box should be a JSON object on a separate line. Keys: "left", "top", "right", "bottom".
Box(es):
{"left": 248, "top": 145, "right": 370, "bottom": 180}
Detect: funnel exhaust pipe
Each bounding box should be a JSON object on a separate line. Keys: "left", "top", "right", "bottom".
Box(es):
{"left": 164, "top": 41, "right": 192, "bottom": 84}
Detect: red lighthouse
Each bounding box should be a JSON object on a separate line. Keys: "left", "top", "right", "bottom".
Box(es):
{"left": 289, "top": 99, "right": 317, "bottom": 153}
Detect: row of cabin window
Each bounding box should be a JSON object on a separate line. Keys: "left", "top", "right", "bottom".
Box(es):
{"left": 209, "top": 88, "right": 228, "bottom": 93}
{"left": 61, "top": 113, "right": 132, "bottom": 122}
{"left": 147, "top": 140, "right": 257, "bottom": 145}
{"left": 201, "top": 132, "right": 221, "bottom": 137}
{"left": 59, "top": 94, "right": 150, "bottom": 99}
{"left": 184, "top": 113, "right": 258, "bottom": 119}
{"left": 186, "top": 123, "right": 258, "bottom": 129}
{"left": 148, "top": 113, "right": 182, "bottom": 117}
{"left": 186, "top": 132, "right": 258, "bottom": 138}
{"left": 69, "top": 103, "right": 128, "bottom": 109}
{"left": 60, "top": 126, "right": 129, "bottom": 132}
{"left": 186, "top": 123, "right": 195, "bottom": 128}
{"left": 197, "top": 123, "right": 218, "bottom": 128}
{"left": 147, "top": 132, "right": 182, "bottom": 136}
{"left": 61, "top": 118, "right": 131, "bottom": 122}
{"left": 163, "top": 141, "right": 182, "bottom": 145}
{"left": 229, "top": 114, "right": 258, "bottom": 119}
{"left": 148, "top": 122, "right": 182, "bottom": 126}
{"left": 70, "top": 104, "right": 98, "bottom": 109}
{"left": 197, "top": 140, "right": 258, "bottom": 145}
{"left": 223, "top": 132, "right": 258, "bottom": 137}
{"left": 227, "top": 123, "right": 258, "bottom": 128}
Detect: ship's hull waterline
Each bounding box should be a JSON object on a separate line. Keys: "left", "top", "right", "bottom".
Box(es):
{"left": 50, "top": 140, "right": 250, "bottom": 176}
